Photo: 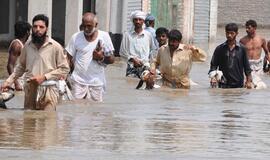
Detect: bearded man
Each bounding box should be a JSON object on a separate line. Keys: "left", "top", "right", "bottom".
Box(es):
{"left": 1, "top": 14, "right": 70, "bottom": 111}
{"left": 65, "top": 12, "right": 115, "bottom": 102}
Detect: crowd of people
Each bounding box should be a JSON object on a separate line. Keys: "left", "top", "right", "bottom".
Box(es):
{"left": 1, "top": 10, "right": 270, "bottom": 111}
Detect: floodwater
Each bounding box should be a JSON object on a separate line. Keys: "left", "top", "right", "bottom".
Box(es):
{"left": 1, "top": 28, "right": 270, "bottom": 159}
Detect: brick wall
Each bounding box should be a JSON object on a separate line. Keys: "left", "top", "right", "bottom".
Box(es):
{"left": 218, "top": 0, "right": 270, "bottom": 27}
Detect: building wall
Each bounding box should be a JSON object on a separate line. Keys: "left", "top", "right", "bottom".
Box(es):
{"left": 0, "top": 0, "right": 16, "bottom": 46}
{"left": 218, "top": 0, "right": 270, "bottom": 27}
{"left": 151, "top": 0, "right": 183, "bottom": 31}
{"left": 28, "top": 0, "right": 52, "bottom": 36}
{"left": 52, "top": 0, "right": 66, "bottom": 46}
{"left": 96, "top": 0, "right": 111, "bottom": 31}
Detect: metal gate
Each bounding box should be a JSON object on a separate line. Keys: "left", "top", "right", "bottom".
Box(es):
{"left": 193, "top": 0, "right": 210, "bottom": 44}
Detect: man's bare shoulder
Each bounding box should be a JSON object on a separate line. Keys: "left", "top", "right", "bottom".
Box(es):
{"left": 8, "top": 40, "right": 23, "bottom": 54}
{"left": 255, "top": 35, "right": 266, "bottom": 42}
{"left": 240, "top": 35, "right": 249, "bottom": 43}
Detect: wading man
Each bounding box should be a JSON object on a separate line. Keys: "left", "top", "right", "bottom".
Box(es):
{"left": 151, "top": 29, "right": 206, "bottom": 89}
{"left": 2, "top": 14, "right": 70, "bottom": 111}
{"left": 209, "top": 23, "right": 252, "bottom": 89}
{"left": 65, "top": 12, "right": 114, "bottom": 102}
{"left": 240, "top": 19, "right": 269, "bottom": 88}
{"left": 7, "top": 21, "right": 31, "bottom": 91}
{"left": 120, "top": 10, "right": 156, "bottom": 77}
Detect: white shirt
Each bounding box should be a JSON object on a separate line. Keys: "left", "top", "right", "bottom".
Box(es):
{"left": 120, "top": 29, "right": 156, "bottom": 64}
{"left": 65, "top": 30, "right": 114, "bottom": 87}
{"left": 145, "top": 26, "right": 159, "bottom": 50}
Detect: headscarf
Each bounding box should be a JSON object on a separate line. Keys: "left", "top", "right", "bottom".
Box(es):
{"left": 130, "top": 10, "right": 146, "bottom": 22}
{"left": 145, "top": 14, "right": 155, "bottom": 21}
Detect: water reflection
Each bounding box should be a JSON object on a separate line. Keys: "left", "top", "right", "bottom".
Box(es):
{"left": 1, "top": 39, "right": 270, "bottom": 159}
{"left": 208, "top": 88, "right": 250, "bottom": 103}
{"left": 0, "top": 111, "right": 58, "bottom": 149}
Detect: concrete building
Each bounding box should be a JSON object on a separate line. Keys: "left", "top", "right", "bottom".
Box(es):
{"left": 0, "top": 0, "right": 218, "bottom": 53}
{"left": 218, "top": 0, "right": 270, "bottom": 27}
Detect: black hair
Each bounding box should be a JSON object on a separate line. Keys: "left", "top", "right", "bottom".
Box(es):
{"left": 156, "top": 27, "right": 169, "bottom": 37}
{"left": 32, "top": 14, "right": 49, "bottom": 27}
{"left": 168, "top": 29, "right": 182, "bottom": 41}
{"left": 14, "top": 21, "right": 31, "bottom": 39}
{"left": 225, "top": 23, "right": 238, "bottom": 32}
{"left": 245, "top": 19, "right": 257, "bottom": 28}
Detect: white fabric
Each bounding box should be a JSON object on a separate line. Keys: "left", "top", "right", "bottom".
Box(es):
{"left": 120, "top": 30, "right": 156, "bottom": 65}
{"left": 251, "top": 72, "right": 267, "bottom": 89}
{"left": 38, "top": 80, "right": 74, "bottom": 100}
{"left": 248, "top": 59, "right": 267, "bottom": 89}
{"left": 71, "top": 79, "right": 104, "bottom": 102}
{"left": 130, "top": 10, "right": 146, "bottom": 21}
{"left": 249, "top": 59, "right": 263, "bottom": 72}
{"left": 209, "top": 70, "right": 223, "bottom": 81}
{"left": 65, "top": 30, "right": 114, "bottom": 89}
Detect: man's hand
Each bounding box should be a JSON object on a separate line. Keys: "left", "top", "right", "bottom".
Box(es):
{"left": 93, "top": 50, "right": 104, "bottom": 61}
{"left": 149, "top": 69, "right": 156, "bottom": 75}
{"left": 210, "top": 78, "right": 218, "bottom": 88}
{"left": 184, "top": 45, "right": 198, "bottom": 52}
{"left": 131, "top": 58, "right": 143, "bottom": 68}
{"left": 245, "top": 81, "right": 253, "bottom": 89}
{"left": 28, "top": 75, "right": 46, "bottom": 85}
{"left": 1, "top": 81, "right": 11, "bottom": 92}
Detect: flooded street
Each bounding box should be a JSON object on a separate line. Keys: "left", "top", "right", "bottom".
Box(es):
{"left": 1, "top": 28, "right": 270, "bottom": 159}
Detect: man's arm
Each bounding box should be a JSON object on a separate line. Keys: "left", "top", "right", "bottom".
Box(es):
{"left": 267, "top": 40, "right": 270, "bottom": 52}
{"left": 187, "top": 45, "right": 207, "bottom": 62}
{"left": 150, "top": 48, "right": 161, "bottom": 74}
{"left": 66, "top": 51, "right": 74, "bottom": 73}
{"left": 242, "top": 47, "right": 252, "bottom": 89}
{"left": 7, "top": 42, "right": 21, "bottom": 75}
{"left": 42, "top": 48, "right": 70, "bottom": 81}
{"left": 2, "top": 46, "right": 27, "bottom": 90}
{"left": 245, "top": 73, "right": 252, "bottom": 88}
{"left": 7, "top": 42, "right": 23, "bottom": 90}
{"left": 209, "top": 47, "right": 220, "bottom": 73}
{"left": 208, "top": 47, "right": 220, "bottom": 87}
{"left": 262, "top": 38, "right": 270, "bottom": 61}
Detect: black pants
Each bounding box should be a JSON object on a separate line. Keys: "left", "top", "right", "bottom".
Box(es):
{"left": 218, "top": 82, "right": 243, "bottom": 88}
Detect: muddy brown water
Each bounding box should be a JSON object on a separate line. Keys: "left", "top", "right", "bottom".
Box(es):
{"left": 1, "top": 28, "right": 270, "bottom": 159}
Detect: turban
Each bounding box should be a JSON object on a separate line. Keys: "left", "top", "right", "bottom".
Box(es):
{"left": 145, "top": 14, "right": 155, "bottom": 21}
{"left": 130, "top": 10, "right": 146, "bottom": 21}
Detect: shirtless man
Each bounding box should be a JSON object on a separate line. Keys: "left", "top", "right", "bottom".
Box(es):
{"left": 240, "top": 20, "right": 269, "bottom": 89}
{"left": 7, "top": 21, "right": 31, "bottom": 91}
